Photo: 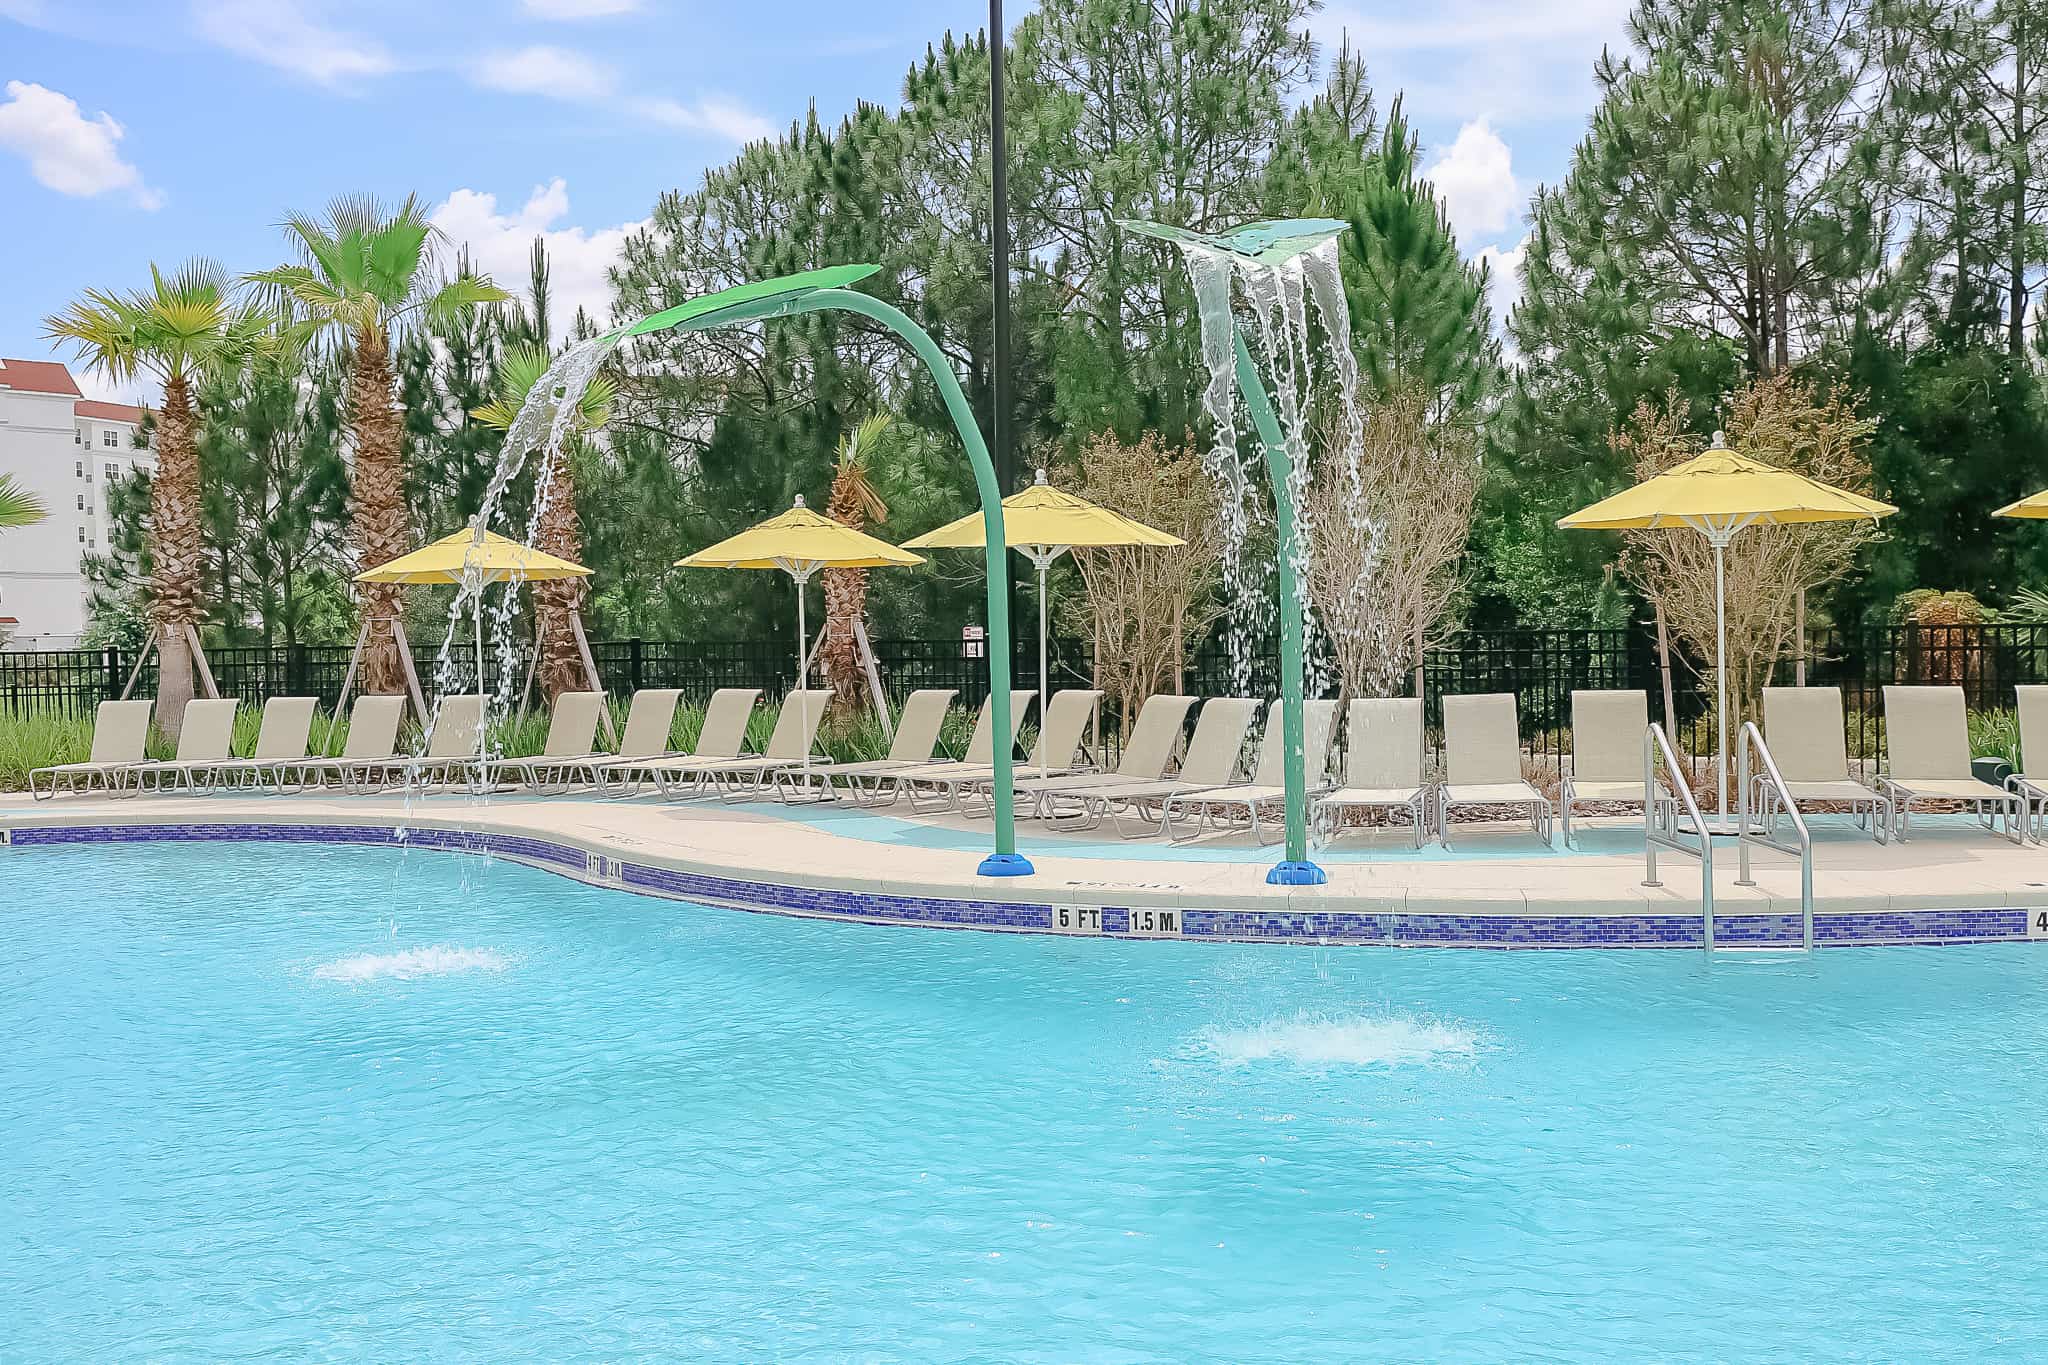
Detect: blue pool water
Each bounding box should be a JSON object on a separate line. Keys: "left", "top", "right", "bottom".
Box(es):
{"left": 5, "top": 842, "right": 2046, "bottom": 1360}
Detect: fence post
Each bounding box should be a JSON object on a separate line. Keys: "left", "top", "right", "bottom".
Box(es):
{"left": 629, "top": 637, "right": 644, "bottom": 693}
{"left": 103, "top": 645, "right": 121, "bottom": 702}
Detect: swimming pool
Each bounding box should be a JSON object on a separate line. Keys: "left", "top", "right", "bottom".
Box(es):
{"left": 5, "top": 842, "right": 2044, "bottom": 1359}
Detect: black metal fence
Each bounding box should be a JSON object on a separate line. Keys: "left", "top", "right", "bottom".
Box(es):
{"left": 10, "top": 625, "right": 2048, "bottom": 764}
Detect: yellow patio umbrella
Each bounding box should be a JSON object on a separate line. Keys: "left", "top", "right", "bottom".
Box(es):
{"left": 1559, "top": 433, "right": 1895, "bottom": 818}
{"left": 904, "top": 469, "right": 1184, "bottom": 775}
{"left": 357, "top": 528, "right": 593, "bottom": 767}
{"left": 1993, "top": 489, "right": 2048, "bottom": 518}
{"left": 678, "top": 496, "right": 924, "bottom": 770}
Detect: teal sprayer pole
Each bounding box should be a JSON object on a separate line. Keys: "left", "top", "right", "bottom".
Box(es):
{"left": 803, "top": 290, "right": 1029, "bottom": 875}
{"left": 618, "top": 266, "right": 1032, "bottom": 875}
{"left": 1234, "top": 330, "right": 1325, "bottom": 886}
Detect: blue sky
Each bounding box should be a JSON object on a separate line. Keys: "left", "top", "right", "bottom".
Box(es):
{"left": 0, "top": 0, "right": 1630, "bottom": 403}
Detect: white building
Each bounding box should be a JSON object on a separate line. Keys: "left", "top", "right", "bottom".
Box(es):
{"left": 0, "top": 359, "right": 154, "bottom": 650}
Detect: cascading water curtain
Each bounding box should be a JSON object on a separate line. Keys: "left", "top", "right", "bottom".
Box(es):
{"left": 429, "top": 335, "right": 619, "bottom": 759}
{"left": 1176, "top": 237, "right": 1379, "bottom": 702}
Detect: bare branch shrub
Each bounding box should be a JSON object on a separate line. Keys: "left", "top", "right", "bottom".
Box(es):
{"left": 1305, "top": 386, "right": 1479, "bottom": 702}
{"left": 1059, "top": 432, "right": 1225, "bottom": 737}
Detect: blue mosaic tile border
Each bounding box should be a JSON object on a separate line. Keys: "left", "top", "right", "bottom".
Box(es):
{"left": 5, "top": 819, "right": 2038, "bottom": 950}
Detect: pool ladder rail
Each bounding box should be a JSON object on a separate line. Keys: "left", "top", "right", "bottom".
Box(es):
{"left": 1735, "top": 720, "right": 1815, "bottom": 951}
{"left": 1640, "top": 722, "right": 1815, "bottom": 952}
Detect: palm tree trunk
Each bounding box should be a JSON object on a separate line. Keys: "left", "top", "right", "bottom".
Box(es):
{"left": 533, "top": 450, "right": 586, "bottom": 702}
{"left": 349, "top": 325, "right": 408, "bottom": 694}
{"left": 151, "top": 373, "right": 203, "bottom": 739}
{"left": 820, "top": 564, "right": 869, "bottom": 714}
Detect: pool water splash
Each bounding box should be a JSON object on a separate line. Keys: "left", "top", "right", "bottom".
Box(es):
{"left": 312, "top": 945, "right": 517, "bottom": 983}
{"left": 1193, "top": 1010, "right": 1485, "bottom": 1069}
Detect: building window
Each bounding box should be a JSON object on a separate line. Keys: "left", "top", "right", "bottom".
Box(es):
{"left": 74, "top": 428, "right": 82, "bottom": 445}
{"left": 76, "top": 493, "right": 85, "bottom": 511}
{"left": 78, "top": 527, "right": 86, "bottom": 543}
{"left": 104, "top": 462, "right": 117, "bottom": 482}
{"left": 75, "top": 460, "right": 84, "bottom": 479}
{"left": 102, "top": 428, "right": 120, "bottom": 448}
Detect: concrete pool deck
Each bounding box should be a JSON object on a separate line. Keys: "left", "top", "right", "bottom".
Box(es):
{"left": 7, "top": 790, "right": 2048, "bottom": 947}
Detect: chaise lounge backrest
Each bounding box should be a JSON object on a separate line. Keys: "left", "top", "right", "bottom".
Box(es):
{"left": 251, "top": 697, "right": 318, "bottom": 761}
{"left": 1346, "top": 697, "right": 1422, "bottom": 790}
{"left": 172, "top": 699, "right": 239, "bottom": 763}
{"left": 1570, "top": 690, "right": 1648, "bottom": 785}
{"left": 340, "top": 696, "right": 406, "bottom": 761}
{"left": 614, "top": 689, "right": 685, "bottom": 759}
{"left": 1761, "top": 687, "right": 1852, "bottom": 784}
{"left": 1883, "top": 684, "right": 1972, "bottom": 781}
{"left": 1443, "top": 693, "right": 1523, "bottom": 787}
{"left": 87, "top": 700, "right": 153, "bottom": 765}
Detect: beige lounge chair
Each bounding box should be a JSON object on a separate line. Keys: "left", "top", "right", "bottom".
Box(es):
{"left": 1437, "top": 693, "right": 1552, "bottom": 847}
{"left": 586, "top": 689, "right": 713, "bottom": 794}
{"left": 1012, "top": 693, "right": 1199, "bottom": 816}
{"left": 652, "top": 689, "right": 834, "bottom": 799}
{"left": 131, "top": 698, "right": 240, "bottom": 793}
{"left": 603, "top": 688, "right": 757, "bottom": 795}
{"left": 952, "top": 688, "right": 1106, "bottom": 814}
{"left": 288, "top": 695, "right": 408, "bottom": 792}
{"left": 1559, "top": 689, "right": 1650, "bottom": 845}
{"left": 771, "top": 688, "right": 958, "bottom": 803}
{"left": 1311, "top": 697, "right": 1430, "bottom": 846}
{"left": 500, "top": 691, "right": 608, "bottom": 791}
{"left": 1163, "top": 698, "right": 1340, "bottom": 843}
{"left": 29, "top": 699, "right": 153, "bottom": 800}
{"left": 200, "top": 696, "right": 319, "bottom": 791}
{"left": 884, "top": 689, "right": 1036, "bottom": 809}
{"left": 1875, "top": 685, "right": 2022, "bottom": 842}
{"left": 2008, "top": 685, "right": 2048, "bottom": 842}
{"left": 1756, "top": 686, "right": 1889, "bottom": 842}
{"left": 1050, "top": 696, "right": 1260, "bottom": 835}
{"left": 341, "top": 694, "right": 483, "bottom": 791}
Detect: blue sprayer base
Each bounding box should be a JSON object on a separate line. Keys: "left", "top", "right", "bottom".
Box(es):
{"left": 978, "top": 852, "right": 1035, "bottom": 878}
{"left": 1267, "top": 860, "right": 1328, "bottom": 886}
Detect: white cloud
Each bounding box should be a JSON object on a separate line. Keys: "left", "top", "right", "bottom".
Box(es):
{"left": 1425, "top": 120, "right": 1519, "bottom": 242}
{"left": 72, "top": 362, "right": 154, "bottom": 408}
{"left": 471, "top": 45, "right": 616, "bottom": 101}
{"left": 1474, "top": 234, "right": 1528, "bottom": 344}
{"left": 523, "top": 0, "right": 641, "bottom": 17}
{"left": 0, "top": 81, "right": 160, "bottom": 208}
{"left": 192, "top": 0, "right": 394, "bottom": 87}
{"left": 636, "top": 94, "right": 776, "bottom": 144}
{"left": 1313, "top": 0, "right": 1630, "bottom": 124}
{"left": 429, "top": 179, "right": 647, "bottom": 337}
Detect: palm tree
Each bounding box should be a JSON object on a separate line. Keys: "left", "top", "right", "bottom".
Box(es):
{"left": 0, "top": 474, "right": 46, "bottom": 529}
{"left": 247, "top": 195, "right": 508, "bottom": 695}
{"left": 472, "top": 342, "right": 615, "bottom": 701}
{"left": 45, "top": 260, "right": 265, "bottom": 738}
{"left": 820, "top": 414, "right": 893, "bottom": 714}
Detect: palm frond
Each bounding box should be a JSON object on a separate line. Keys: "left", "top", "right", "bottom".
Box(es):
{"left": 422, "top": 273, "right": 514, "bottom": 330}
{"left": 471, "top": 342, "right": 613, "bottom": 432}
{"left": 0, "top": 474, "right": 47, "bottom": 530}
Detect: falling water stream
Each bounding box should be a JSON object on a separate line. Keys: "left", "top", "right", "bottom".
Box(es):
{"left": 1174, "top": 236, "right": 1379, "bottom": 698}
{"left": 426, "top": 335, "right": 620, "bottom": 771}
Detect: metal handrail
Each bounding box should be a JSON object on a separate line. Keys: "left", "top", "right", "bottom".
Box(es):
{"left": 1735, "top": 721, "right": 1815, "bottom": 950}
{"left": 1643, "top": 722, "right": 1715, "bottom": 947}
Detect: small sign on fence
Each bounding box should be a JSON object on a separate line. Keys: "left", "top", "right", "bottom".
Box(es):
{"left": 961, "top": 625, "right": 986, "bottom": 660}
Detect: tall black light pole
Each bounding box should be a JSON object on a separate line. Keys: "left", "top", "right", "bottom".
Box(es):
{"left": 989, "top": 0, "right": 1021, "bottom": 690}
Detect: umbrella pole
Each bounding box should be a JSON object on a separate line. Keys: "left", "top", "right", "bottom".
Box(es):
{"left": 1038, "top": 552, "right": 1052, "bottom": 779}
{"left": 475, "top": 587, "right": 488, "bottom": 786}
{"left": 1714, "top": 536, "right": 1728, "bottom": 819}
{"left": 795, "top": 570, "right": 811, "bottom": 775}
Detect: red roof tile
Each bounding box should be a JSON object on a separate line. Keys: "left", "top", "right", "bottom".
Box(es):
{"left": 75, "top": 399, "right": 147, "bottom": 424}
{"left": 0, "top": 358, "right": 82, "bottom": 398}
